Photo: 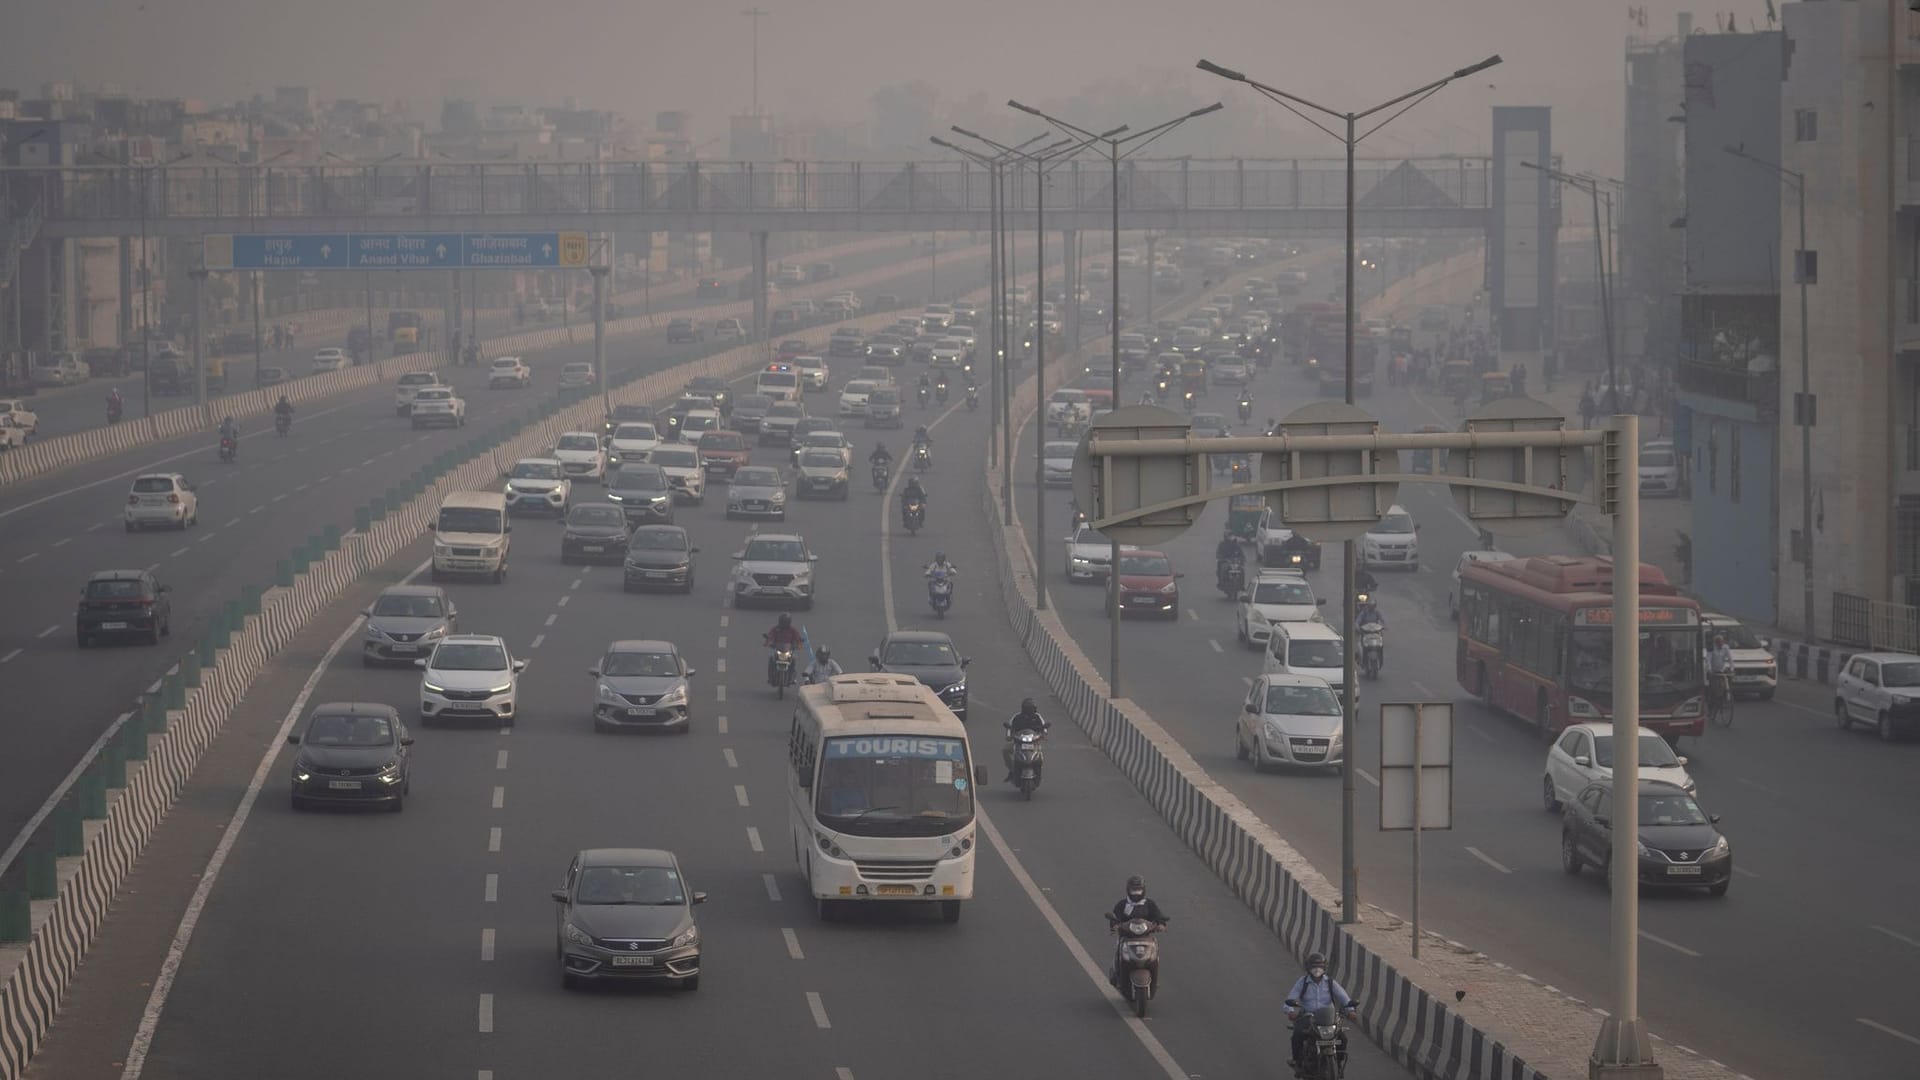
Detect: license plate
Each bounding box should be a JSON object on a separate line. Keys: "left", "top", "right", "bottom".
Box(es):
{"left": 875, "top": 884, "right": 918, "bottom": 896}
{"left": 610, "top": 955, "right": 654, "bottom": 967}
{"left": 101, "top": 621, "right": 128, "bottom": 629}
{"left": 389, "top": 644, "right": 419, "bottom": 654}
{"left": 647, "top": 572, "right": 673, "bottom": 579}
{"left": 327, "top": 780, "right": 362, "bottom": 790}
{"left": 1130, "top": 597, "right": 1158, "bottom": 606}
{"left": 581, "top": 545, "right": 604, "bottom": 553}
{"left": 1667, "top": 864, "right": 1702, "bottom": 876}
{"left": 627, "top": 708, "right": 656, "bottom": 718}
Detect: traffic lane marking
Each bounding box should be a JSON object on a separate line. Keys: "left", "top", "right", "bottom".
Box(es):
{"left": 1638, "top": 929, "right": 1701, "bottom": 958}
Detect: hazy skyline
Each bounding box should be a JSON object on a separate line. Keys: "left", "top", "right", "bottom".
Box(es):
{"left": 2, "top": 0, "right": 1769, "bottom": 172}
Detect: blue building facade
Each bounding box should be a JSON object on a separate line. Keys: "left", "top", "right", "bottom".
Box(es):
{"left": 1679, "top": 373, "right": 1779, "bottom": 624}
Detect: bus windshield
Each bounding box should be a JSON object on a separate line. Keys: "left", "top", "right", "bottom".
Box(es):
{"left": 815, "top": 736, "right": 974, "bottom": 838}
{"left": 1568, "top": 627, "right": 1702, "bottom": 697}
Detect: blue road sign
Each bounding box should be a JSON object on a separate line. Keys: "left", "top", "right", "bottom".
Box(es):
{"left": 211, "top": 231, "right": 585, "bottom": 271}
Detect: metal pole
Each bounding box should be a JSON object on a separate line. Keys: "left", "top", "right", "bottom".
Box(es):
{"left": 930, "top": 232, "right": 937, "bottom": 299}
{"left": 1340, "top": 112, "right": 1360, "bottom": 925}
{"left": 1411, "top": 703, "right": 1423, "bottom": 960}
{"left": 1034, "top": 162, "right": 1050, "bottom": 612}
{"left": 251, "top": 271, "right": 263, "bottom": 388}
{"left": 1591, "top": 183, "right": 1616, "bottom": 397}
{"left": 1145, "top": 235, "right": 1155, "bottom": 326}
{"left": 987, "top": 162, "right": 1001, "bottom": 469}
{"left": 592, "top": 266, "right": 610, "bottom": 418}
{"left": 1001, "top": 162, "right": 1015, "bottom": 517}
{"left": 1109, "top": 142, "right": 1124, "bottom": 697}
{"left": 363, "top": 271, "right": 375, "bottom": 372}
{"left": 1796, "top": 178, "right": 1815, "bottom": 643}
{"left": 190, "top": 269, "right": 206, "bottom": 408}
{"left": 141, "top": 165, "right": 151, "bottom": 419}
{"left": 1592, "top": 411, "right": 1656, "bottom": 1076}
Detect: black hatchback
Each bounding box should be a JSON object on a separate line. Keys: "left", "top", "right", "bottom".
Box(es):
{"left": 606, "top": 465, "right": 676, "bottom": 526}
{"left": 1561, "top": 778, "right": 1732, "bottom": 896}
{"left": 561, "top": 502, "right": 633, "bottom": 565}
{"left": 287, "top": 703, "right": 413, "bottom": 812}
{"left": 623, "top": 525, "right": 698, "bottom": 593}
{"left": 76, "top": 569, "right": 173, "bottom": 647}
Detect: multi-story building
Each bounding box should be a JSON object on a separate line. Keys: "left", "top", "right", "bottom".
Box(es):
{"left": 1622, "top": 15, "right": 1690, "bottom": 366}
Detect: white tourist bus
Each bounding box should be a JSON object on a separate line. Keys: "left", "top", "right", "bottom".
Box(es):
{"left": 788, "top": 674, "right": 980, "bottom": 923}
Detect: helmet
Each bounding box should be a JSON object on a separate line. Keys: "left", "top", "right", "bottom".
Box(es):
{"left": 777, "top": 613, "right": 792, "bottom": 628}
{"left": 1125, "top": 874, "right": 1146, "bottom": 899}
{"left": 816, "top": 647, "right": 831, "bottom": 660}
{"left": 934, "top": 551, "right": 947, "bottom": 563}
{"left": 1306, "top": 952, "right": 1327, "bottom": 975}
{"left": 1020, "top": 697, "right": 1037, "bottom": 713}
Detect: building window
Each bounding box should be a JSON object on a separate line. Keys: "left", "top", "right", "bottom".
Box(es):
{"left": 1795, "top": 249, "right": 1818, "bottom": 284}
{"left": 1706, "top": 421, "right": 1719, "bottom": 495}
{"left": 1794, "top": 109, "right": 1818, "bottom": 142}
{"left": 1730, "top": 426, "right": 1742, "bottom": 503}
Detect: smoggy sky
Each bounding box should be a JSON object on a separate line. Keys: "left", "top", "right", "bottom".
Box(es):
{"left": 2, "top": 0, "right": 1769, "bottom": 172}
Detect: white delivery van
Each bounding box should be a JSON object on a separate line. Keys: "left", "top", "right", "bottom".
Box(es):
{"left": 429, "top": 492, "right": 512, "bottom": 583}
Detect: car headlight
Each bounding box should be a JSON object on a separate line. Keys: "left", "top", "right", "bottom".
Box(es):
{"left": 793, "top": 569, "right": 813, "bottom": 582}
{"left": 422, "top": 625, "right": 448, "bottom": 640}
{"left": 486, "top": 683, "right": 515, "bottom": 696}
{"left": 1249, "top": 609, "right": 1269, "bottom": 624}
{"left": 1677, "top": 697, "right": 1703, "bottom": 718}
{"left": 366, "top": 625, "right": 390, "bottom": 640}
{"left": 658, "top": 685, "right": 688, "bottom": 706}
{"left": 650, "top": 495, "right": 670, "bottom": 505}
{"left": 1636, "top": 839, "right": 1653, "bottom": 859}
{"left": 671, "top": 927, "right": 700, "bottom": 948}
{"left": 1709, "top": 835, "right": 1729, "bottom": 856}
{"left": 563, "top": 922, "right": 593, "bottom": 945}
{"left": 597, "top": 682, "right": 622, "bottom": 704}
{"left": 1264, "top": 721, "right": 1286, "bottom": 740}
{"left": 422, "top": 681, "right": 448, "bottom": 695}
{"left": 940, "top": 682, "right": 966, "bottom": 699}
{"left": 1159, "top": 582, "right": 1178, "bottom": 594}
{"left": 292, "top": 765, "right": 313, "bottom": 782}
{"left": 378, "top": 763, "right": 405, "bottom": 785}
{"left": 1071, "top": 554, "right": 1091, "bottom": 564}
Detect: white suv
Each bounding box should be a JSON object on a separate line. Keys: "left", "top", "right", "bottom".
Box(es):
{"left": 552, "top": 431, "right": 608, "bottom": 481}
{"left": 648, "top": 445, "right": 707, "bottom": 504}
{"left": 125, "top": 473, "right": 199, "bottom": 531}
{"left": 394, "top": 371, "right": 445, "bottom": 415}
{"left": 417, "top": 635, "right": 526, "bottom": 727}
{"left": 503, "top": 457, "right": 572, "bottom": 516}
{"left": 408, "top": 387, "right": 466, "bottom": 429}
{"left": 1701, "top": 613, "right": 1777, "bottom": 699}
{"left": 730, "top": 533, "right": 818, "bottom": 609}
{"left": 489, "top": 356, "right": 532, "bottom": 389}
{"left": 1360, "top": 504, "right": 1420, "bottom": 571}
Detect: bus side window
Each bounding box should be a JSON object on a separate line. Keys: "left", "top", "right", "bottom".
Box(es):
{"left": 1547, "top": 616, "right": 1567, "bottom": 677}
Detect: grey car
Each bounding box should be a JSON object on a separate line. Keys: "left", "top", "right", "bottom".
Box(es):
{"left": 361, "top": 585, "right": 458, "bottom": 667}
{"left": 590, "top": 639, "right": 695, "bottom": 732}
{"left": 726, "top": 466, "right": 788, "bottom": 520}
{"left": 730, "top": 392, "right": 775, "bottom": 433}
{"left": 287, "top": 703, "right": 412, "bottom": 811}
{"left": 869, "top": 630, "right": 971, "bottom": 720}
{"left": 795, "top": 448, "right": 851, "bottom": 500}
{"left": 555, "top": 848, "right": 706, "bottom": 989}
{"left": 623, "top": 525, "right": 697, "bottom": 593}
{"left": 606, "top": 465, "right": 675, "bottom": 525}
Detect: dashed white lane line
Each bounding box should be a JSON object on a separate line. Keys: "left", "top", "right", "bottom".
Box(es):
{"left": 1857, "top": 1018, "right": 1920, "bottom": 1048}
{"left": 556, "top": 595, "right": 570, "bottom": 608}
{"left": 719, "top": 615, "right": 729, "bottom": 628}
{"left": 1871, "top": 924, "right": 1920, "bottom": 950}
{"left": 1186, "top": 608, "right": 1199, "bottom": 621}
{"left": 198, "top": 532, "right": 218, "bottom": 544}
{"left": 716, "top": 685, "right": 727, "bottom": 702}
{"left": 16, "top": 552, "right": 37, "bottom": 564}
{"left": 1639, "top": 930, "right": 1700, "bottom": 958}
{"left": 735, "top": 785, "right": 751, "bottom": 807}
{"left": 569, "top": 578, "right": 581, "bottom": 591}
{"left": 836, "top": 1070, "right": 855, "bottom": 1080}
{"left": 717, "top": 715, "right": 729, "bottom": 734}
{"left": 484, "top": 874, "right": 498, "bottom": 903}
{"left": 805, "top": 991, "right": 831, "bottom": 1029}
{"left": 716, "top": 657, "right": 728, "bottom": 674}
{"left": 35, "top": 624, "right": 58, "bottom": 639}
{"left": 746, "top": 826, "right": 764, "bottom": 853}
{"left": 1465, "top": 723, "right": 1496, "bottom": 743}
{"left": 782, "top": 928, "right": 805, "bottom": 960}
{"left": 496, "top": 750, "right": 509, "bottom": 770}
{"left": 762, "top": 873, "right": 782, "bottom": 902}
{"left": 480, "top": 1071, "right": 494, "bottom": 1080}
{"left": 543, "top": 613, "right": 557, "bottom": 627}
{"left": 491, "top": 786, "right": 505, "bottom": 810}
{"left": 1356, "top": 767, "right": 1381, "bottom": 787}
{"left": 143, "top": 562, "right": 159, "bottom": 573}
{"left": 723, "top": 748, "right": 739, "bottom": 769}
{"left": 1465, "top": 846, "right": 1513, "bottom": 874}
{"left": 248, "top": 505, "right": 264, "bottom": 515}
{"left": 271, "top": 493, "right": 288, "bottom": 503}
{"left": 480, "top": 929, "right": 496, "bottom": 961}
{"left": 529, "top": 633, "right": 546, "bottom": 650}
{"left": 487, "top": 827, "right": 502, "bottom": 853}
{"left": 169, "top": 546, "right": 189, "bottom": 558}
{"left": 1732, "top": 866, "right": 1761, "bottom": 880}
{"left": 1243, "top": 676, "right": 1254, "bottom": 686}
{"left": 478, "top": 994, "right": 494, "bottom": 1033}
{"left": 1208, "top": 638, "right": 1223, "bottom": 653}
{"left": 50, "top": 537, "right": 69, "bottom": 549}
{"left": 86, "top": 522, "right": 104, "bottom": 533}
{"left": 0, "top": 649, "right": 22, "bottom": 665}
{"left": 224, "top": 517, "right": 241, "bottom": 529}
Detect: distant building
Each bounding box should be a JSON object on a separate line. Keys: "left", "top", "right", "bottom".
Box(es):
{"left": 1621, "top": 15, "right": 1689, "bottom": 365}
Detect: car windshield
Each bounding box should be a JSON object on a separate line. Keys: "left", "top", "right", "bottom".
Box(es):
{"left": 304, "top": 713, "right": 395, "bottom": 747}
{"left": 1073, "top": 528, "right": 1112, "bottom": 546}
{"left": 744, "top": 539, "right": 807, "bottom": 562}
{"left": 1710, "top": 621, "right": 1764, "bottom": 649}
{"left": 574, "top": 865, "right": 684, "bottom": 906}
{"left": 1592, "top": 733, "right": 1681, "bottom": 768}
{"left": 1882, "top": 661, "right": 1920, "bottom": 688}
{"left": 399, "top": 373, "right": 436, "bottom": 386}
{"left": 372, "top": 593, "right": 444, "bottom": 618}
{"left": 736, "top": 395, "right": 773, "bottom": 411}
{"left": 1288, "top": 640, "right": 1346, "bottom": 668}
{"left": 131, "top": 477, "right": 175, "bottom": 493}
{"left": 653, "top": 450, "right": 697, "bottom": 468}
{"left": 884, "top": 640, "right": 958, "bottom": 665}
{"left": 414, "top": 389, "right": 450, "bottom": 401}
{"left": 769, "top": 405, "right": 804, "bottom": 418}
{"left": 86, "top": 579, "right": 147, "bottom": 599}
{"left": 1639, "top": 793, "right": 1710, "bottom": 827}
{"left": 761, "top": 373, "right": 798, "bottom": 386}
{"left": 801, "top": 451, "right": 844, "bottom": 468}
{"left": 1052, "top": 391, "right": 1085, "bottom": 402}
{"left": 557, "top": 435, "right": 598, "bottom": 451}
{"left": 614, "top": 424, "right": 657, "bottom": 441}
{"left": 567, "top": 505, "right": 626, "bottom": 528}
{"left": 1044, "top": 442, "right": 1077, "bottom": 459}
{"left": 1376, "top": 513, "right": 1415, "bottom": 534}
{"left": 870, "top": 389, "right": 900, "bottom": 403}
{"left": 1118, "top": 554, "right": 1172, "bottom": 576}
{"left": 1193, "top": 416, "right": 1227, "bottom": 434}
{"left": 683, "top": 415, "right": 717, "bottom": 431}
{"left": 628, "top": 529, "right": 688, "bottom": 551}
{"left": 511, "top": 462, "right": 563, "bottom": 480}
{"left": 734, "top": 468, "right": 781, "bottom": 486}
{"left": 1569, "top": 627, "right": 1703, "bottom": 697}
{"left": 563, "top": 363, "right": 592, "bottom": 374}
{"left": 844, "top": 382, "right": 874, "bottom": 396}
{"left": 437, "top": 507, "right": 502, "bottom": 533}
{"left": 700, "top": 432, "right": 746, "bottom": 449}
{"left": 1264, "top": 684, "right": 1341, "bottom": 716}
{"left": 1253, "top": 581, "right": 1314, "bottom": 605}
{"left": 814, "top": 736, "right": 975, "bottom": 837}
{"left": 603, "top": 651, "right": 680, "bottom": 678}
{"left": 613, "top": 470, "right": 667, "bottom": 492}
{"left": 430, "top": 643, "right": 508, "bottom": 671}
{"left": 1643, "top": 449, "right": 1676, "bottom": 467}
{"left": 804, "top": 434, "right": 845, "bottom": 448}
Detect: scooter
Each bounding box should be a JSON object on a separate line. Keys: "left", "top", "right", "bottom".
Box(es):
{"left": 1182, "top": 390, "right": 1197, "bottom": 414}
{"left": 1218, "top": 556, "right": 1246, "bottom": 600}
{"left": 1359, "top": 621, "right": 1385, "bottom": 680}
{"left": 902, "top": 497, "right": 926, "bottom": 536}
{"left": 106, "top": 402, "right": 123, "bottom": 425}
{"left": 917, "top": 385, "right": 931, "bottom": 410}
{"left": 928, "top": 570, "right": 954, "bottom": 618}
{"left": 935, "top": 382, "right": 950, "bottom": 405}
{"left": 912, "top": 444, "right": 932, "bottom": 472}
{"left": 1288, "top": 997, "right": 1360, "bottom": 1080}
{"left": 1238, "top": 397, "right": 1253, "bottom": 423}
{"left": 965, "top": 386, "right": 979, "bottom": 412}
{"left": 1108, "top": 916, "right": 1165, "bottom": 1018}
{"left": 1010, "top": 729, "right": 1045, "bottom": 799}
{"left": 275, "top": 412, "right": 292, "bottom": 437}
{"left": 770, "top": 646, "right": 796, "bottom": 700}
{"left": 872, "top": 460, "right": 892, "bottom": 491}
{"left": 218, "top": 435, "right": 238, "bottom": 464}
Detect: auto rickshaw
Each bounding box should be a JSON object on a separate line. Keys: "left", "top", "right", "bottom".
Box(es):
{"left": 1390, "top": 327, "right": 1414, "bottom": 354}
{"left": 1440, "top": 359, "right": 1473, "bottom": 397}
{"left": 392, "top": 326, "right": 420, "bottom": 355}
{"left": 1227, "top": 491, "right": 1265, "bottom": 540}
{"left": 1181, "top": 356, "right": 1209, "bottom": 394}
{"left": 203, "top": 355, "right": 227, "bottom": 394}
{"left": 1480, "top": 370, "right": 1511, "bottom": 404}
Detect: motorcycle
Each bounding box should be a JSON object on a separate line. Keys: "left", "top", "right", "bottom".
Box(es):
{"left": 902, "top": 496, "right": 926, "bottom": 536}
{"left": 275, "top": 412, "right": 292, "bottom": 437}
{"left": 1108, "top": 916, "right": 1164, "bottom": 1018}
{"left": 1010, "top": 729, "right": 1045, "bottom": 799}
{"left": 912, "top": 444, "right": 932, "bottom": 472}
{"left": 935, "top": 382, "right": 950, "bottom": 405}
{"left": 1217, "top": 556, "right": 1246, "bottom": 600}
{"left": 218, "top": 435, "right": 238, "bottom": 463}
{"left": 965, "top": 387, "right": 979, "bottom": 412}
{"left": 1288, "top": 999, "right": 1359, "bottom": 1080}
{"left": 871, "top": 460, "right": 892, "bottom": 491}
{"left": 1238, "top": 398, "right": 1253, "bottom": 423}
{"left": 1359, "top": 620, "right": 1385, "bottom": 680}
{"left": 928, "top": 570, "right": 954, "bottom": 618}
{"left": 770, "top": 646, "right": 796, "bottom": 700}
{"left": 1182, "top": 390, "right": 1197, "bottom": 414}
{"left": 917, "top": 385, "right": 931, "bottom": 410}
{"left": 106, "top": 401, "right": 123, "bottom": 425}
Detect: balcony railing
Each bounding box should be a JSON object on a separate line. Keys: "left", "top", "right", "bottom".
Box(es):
{"left": 1676, "top": 358, "right": 1778, "bottom": 416}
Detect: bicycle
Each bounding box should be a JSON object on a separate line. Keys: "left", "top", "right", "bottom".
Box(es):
{"left": 1708, "top": 673, "right": 1734, "bottom": 729}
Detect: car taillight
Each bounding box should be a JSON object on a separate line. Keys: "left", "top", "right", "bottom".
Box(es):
{"left": 168, "top": 494, "right": 180, "bottom": 504}
{"left": 128, "top": 495, "right": 139, "bottom": 505}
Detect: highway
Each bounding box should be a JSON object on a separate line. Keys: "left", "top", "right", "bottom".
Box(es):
{"left": 1014, "top": 334, "right": 1920, "bottom": 1078}
{"left": 24, "top": 292, "right": 1400, "bottom": 1080}
{"left": 0, "top": 240, "right": 976, "bottom": 856}
{"left": 12, "top": 236, "right": 924, "bottom": 444}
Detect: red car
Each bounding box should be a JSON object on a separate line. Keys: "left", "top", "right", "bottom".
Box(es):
{"left": 697, "top": 430, "right": 752, "bottom": 478}
{"left": 1115, "top": 549, "right": 1183, "bottom": 619}
{"left": 775, "top": 339, "right": 810, "bottom": 364}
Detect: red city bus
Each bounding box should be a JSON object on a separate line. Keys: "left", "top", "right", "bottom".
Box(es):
{"left": 1456, "top": 555, "right": 1705, "bottom": 740}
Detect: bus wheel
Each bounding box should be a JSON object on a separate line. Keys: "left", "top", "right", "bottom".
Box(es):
{"left": 1536, "top": 691, "right": 1555, "bottom": 743}
{"left": 817, "top": 897, "right": 839, "bottom": 922}
{"left": 940, "top": 900, "right": 962, "bottom": 924}
{"left": 1475, "top": 662, "right": 1490, "bottom": 701}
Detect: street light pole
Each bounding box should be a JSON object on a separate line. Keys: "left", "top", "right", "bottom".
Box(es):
{"left": 1522, "top": 163, "right": 1618, "bottom": 403}
{"left": 1008, "top": 100, "right": 1225, "bottom": 697}
{"left": 1198, "top": 51, "right": 1501, "bottom": 930}
{"left": 1724, "top": 146, "right": 1816, "bottom": 644}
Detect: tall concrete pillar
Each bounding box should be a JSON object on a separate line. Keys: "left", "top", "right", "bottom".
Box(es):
{"left": 751, "top": 232, "right": 769, "bottom": 346}
{"left": 1063, "top": 230, "right": 1079, "bottom": 350}
{"left": 118, "top": 238, "right": 134, "bottom": 349}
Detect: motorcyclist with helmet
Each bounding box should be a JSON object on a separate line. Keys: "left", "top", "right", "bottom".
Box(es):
{"left": 804, "top": 645, "right": 843, "bottom": 685}
{"left": 1286, "top": 952, "right": 1357, "bottom": 1074}
{"left": 763, "top": 613, "right": 804, "bottom": 686}
{"left": 1003, "top": 697, "right": 1049, "bottom": 782}
{"left": 1106, "top": 875, "right": 1170, "bottom": 988}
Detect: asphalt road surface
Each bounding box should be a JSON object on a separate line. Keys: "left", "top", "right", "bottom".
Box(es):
{"left": 1015, "top": 352, "right": 1920, "bottom": 1079}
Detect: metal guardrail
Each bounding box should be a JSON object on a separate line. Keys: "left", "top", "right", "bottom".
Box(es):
{"left": 6, "top": 156, "right": 1494, "bottom": 232}
{"left": 1831, "top": 592, "right": 1872, "bottom": 648}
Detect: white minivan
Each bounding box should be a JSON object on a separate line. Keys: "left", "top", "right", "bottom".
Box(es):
{"left": 1263, "top": 621, "right": 1349, "bottom": 705}
{"left": 429, "top": 492, "right": 511, "bottom": 583}
{"left": 1361, "top": 504, "right": 1420, "bottom": 571}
